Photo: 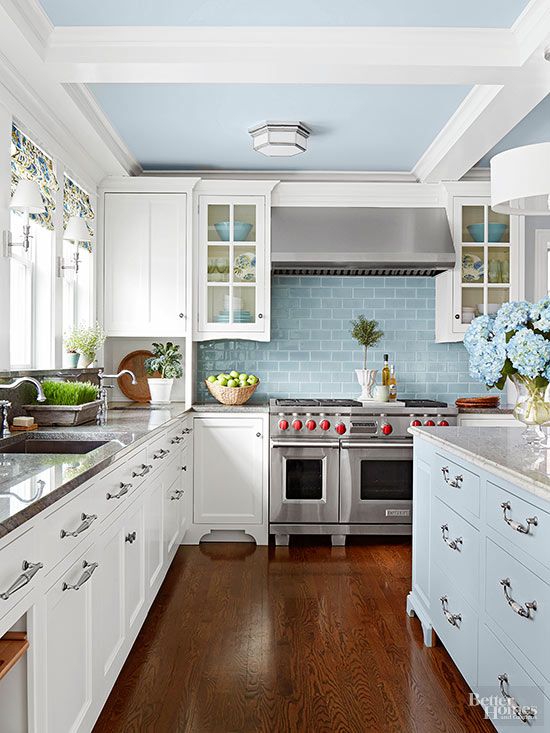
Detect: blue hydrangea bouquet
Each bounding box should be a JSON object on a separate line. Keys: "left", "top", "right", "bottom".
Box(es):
{"left": 464, "top": 298, "right": 550, "bottom": 444}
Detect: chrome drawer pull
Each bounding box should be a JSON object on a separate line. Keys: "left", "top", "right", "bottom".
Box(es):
{"left": 0, "top": 560, "right": 43, "bottom": 600}
{"left": 441, "top": 467, "right": 463, "bottom": 488}
{"left": 498, "top": 674, "right": 537, "bottom": 723}
{"left": 125, "top": 531, "right": 137, "bottom": 544}
{"left": 440, "top": 524, "right": 463, "bottom": 551}
{"left": 181, "top": 465, "right": 187, "bottom": 471}
{"left": 153, "top": 448, "right": 170, "bottom": 460}
{"left": 132, "top": 464, "right": 152, "bottom": 478}
{"left": 500, "top": 578, "right": 537, "bottom": 619}
{"left": 62, "top": 560, "right": 98, "bottom": 591}
{"left": 182, "top": 427, "right": 192, "bottom": 435}
{"left": 171, "top": 489, "right": 184, "bottom": 501}
{"left": 501, "top": 502, "right": 538, "bottom": 535}
{"left": 440, "top": 595, "right": 462, "bottom": 627}
{"left": 60, "top": 512, "right": 97, "bottom": 538}
{"left": 171, "top": 436, "right": 183, "bottom": 444}
{"left": 106, "top": 482, "right": 132, "bottom": 500}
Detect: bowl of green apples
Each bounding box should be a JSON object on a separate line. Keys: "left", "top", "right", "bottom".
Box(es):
{"left": 205, "top": 370, "right": 260, "bottom": 405}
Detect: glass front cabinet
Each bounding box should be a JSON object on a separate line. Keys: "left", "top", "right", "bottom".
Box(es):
{"left": 195, "top": 192, "right": 272, "bottom": 341}
{"left": 435, "top": 195, "right": 524, "bottom": 342}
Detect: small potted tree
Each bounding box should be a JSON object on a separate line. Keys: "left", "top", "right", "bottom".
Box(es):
{"left": 144, "top": 342, "right": 183, "bottom": 404}
{"left": 350, "top": 316, "right": 384, "bottom": 401}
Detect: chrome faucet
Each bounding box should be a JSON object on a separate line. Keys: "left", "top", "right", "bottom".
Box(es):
{"left": 0, "top": 377, "right": 46, "bottom": 438}
{"left": 97, "top": 369, "right": 137, "bottom": 425}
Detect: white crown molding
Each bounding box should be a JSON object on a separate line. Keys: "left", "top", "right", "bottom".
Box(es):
{"left": 45, "top": 26, "right": 515, "bottom": 84}
{"left": 63, "top": 84, "right": 142, "bottom": 177}
{"left": 512, "top": 0, "right": 550, "bottom": 63}
{"left": 271, "top": 181, "right": 445, "bottom": 208}
{"left": 460, "top": 166, "right": 491, "bottom": 181}
{"left": 100, "top": 176, "right": 201, "bottom": 194}
{"left": 140, "top": 169, "right": 418, "bottom": 183}
{"left": 0, "top": 0, "right": 53, "bottom": 56}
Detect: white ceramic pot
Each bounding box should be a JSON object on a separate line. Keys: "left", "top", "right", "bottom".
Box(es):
{"left": 355, "top": 369, "right": 378, "bottom": 401}
{"left": 148, "top": 378, "right": 174, "bottom": 404}
{"left": 78, "top": 353, "right": 94, "bottom": 368}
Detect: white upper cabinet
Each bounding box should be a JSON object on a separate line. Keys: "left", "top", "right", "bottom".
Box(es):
{"left": 194, "top": 182, "right": 278, "bottom": 342}
{"left": 435, "top": 190, "right": 524, "bottom": 343}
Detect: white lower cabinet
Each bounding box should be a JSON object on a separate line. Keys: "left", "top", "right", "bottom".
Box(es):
{"left": 42, "top": 545, "right": 99, "bottom": 733}
{"left": 190, "top": 414, "right": 268, "bottom": 544}
{"left": 144, "top": 478, "right": 164, "bottom": 596}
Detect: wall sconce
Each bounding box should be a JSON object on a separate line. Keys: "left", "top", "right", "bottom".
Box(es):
{"left": 57, "top": 215, "right": 90, "bottom": 278}
{"left": 3, "top": 180, "right": 45, "bottom": 255}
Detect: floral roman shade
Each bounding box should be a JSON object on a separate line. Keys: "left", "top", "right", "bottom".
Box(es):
{"left": 63, "top": 174, "right": 95, "bottom": 252}
{"left": 11, "top": 124, "right": 59, "bottom": 230}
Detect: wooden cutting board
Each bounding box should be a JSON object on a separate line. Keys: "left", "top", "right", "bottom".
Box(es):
{"left": 117, "top": 350, "right": 158, "bottom": 403}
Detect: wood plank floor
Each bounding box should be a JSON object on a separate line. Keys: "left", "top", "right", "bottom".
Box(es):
{"left": 93, "top": 538, "right": 494, "bottom": 733}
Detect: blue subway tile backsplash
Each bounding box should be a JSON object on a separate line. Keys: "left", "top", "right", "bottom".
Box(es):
{"left": 196, "top": 276, "right": 488, "bottom": 404}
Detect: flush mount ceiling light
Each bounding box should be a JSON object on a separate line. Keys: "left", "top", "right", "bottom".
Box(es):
{"left": 248, "top": 121, "right": 311, "bottom": 157}
{"left": 491, "top": 143, "right": 550, "bottom": 216}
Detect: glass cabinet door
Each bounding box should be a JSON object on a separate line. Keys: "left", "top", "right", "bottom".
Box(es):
{"left": 202, "top": 199, "right": 262, "bottom": 330}
{"left": 456, "top": 201, "right": 511, "bottom": 329}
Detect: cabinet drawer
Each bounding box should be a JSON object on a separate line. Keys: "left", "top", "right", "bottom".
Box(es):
{"left": 485, "top": 538, "right": 550, "bottom": 683}
{"left": 167, "top": 421, "right": 191, "bottom": 450}
{"left": 97, "top": 446, "right": 149, "bottom": 520}
{"left": 478, "top": 624, "right": 548, "bottom": 731}
{"left": 147, "top": 431, "right": 172, "bottom": 473}
{"left": 434, "top": 452, "right": 480, "bottom": 520}
{"left": 431, "top": 497, "right": 480, "bottom": 608}
{"left": 0, "top": 527, "right": 42, "bottom": 619}
{"left": 41, "top": 484, "right": 101, "bottom": 572}
{"left": 430, "top": 562, "right": 478, "bottom": 686}
{"left": 487, "top": 482, "right": 549, "bottom": 567}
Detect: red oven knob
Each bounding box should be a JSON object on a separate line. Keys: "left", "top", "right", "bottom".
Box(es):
{"left": 424, "top": 419, "right": 435, "bottom": 427}
{"left": 381, "top": 423, "right": 393, "bottom": 436}
{"left": 278, "top": 419, "right": 289, "bottom": 431}
{"left": 335, "top": 423, "right": 347, "bottom": 435}
{"left": 306, "top": 419, "right": 317, "bottom": 431}
{"left": 410, "top": 419, "right": 422, "bottom": 427}
{"left": 320, "top": 419, "right": 330, "bottom": 431}
{"left": 438, "top": 419, "right": 449, "bottom": 427}
{"left": 292, "top": 419, "right": 303, "bottom": 431}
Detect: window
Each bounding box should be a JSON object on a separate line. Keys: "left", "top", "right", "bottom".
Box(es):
{"left": 534, "top": 229, "right": 550, "bottom": 299}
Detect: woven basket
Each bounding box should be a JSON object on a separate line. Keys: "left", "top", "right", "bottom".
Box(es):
{"left": 205, "top": 379, "right": 259, "bottom": 406}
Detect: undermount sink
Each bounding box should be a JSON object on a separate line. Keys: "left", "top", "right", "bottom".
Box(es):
{"left": 1, "top": 439, "right": 110, "bottom": 455}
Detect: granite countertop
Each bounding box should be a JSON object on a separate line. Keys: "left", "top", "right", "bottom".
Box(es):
{"left": 457, "top": 406, "right": 514, "bottom": 414}
{"left": 0, "top": 404, "right": 191, "bottom": 539}
{"left": 410, "top": 426, "right": 550, "bottom": 502}
{"left": 191, "top": 402, "right": 269, "bottom": 412}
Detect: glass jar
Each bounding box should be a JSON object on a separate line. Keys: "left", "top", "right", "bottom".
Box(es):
{"left": 512, "top": 375, "right": 550, "bottom": 446}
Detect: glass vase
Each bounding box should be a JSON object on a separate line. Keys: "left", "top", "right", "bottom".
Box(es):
{"left": 512, "top": 375, "right": 550, "bottom": 446}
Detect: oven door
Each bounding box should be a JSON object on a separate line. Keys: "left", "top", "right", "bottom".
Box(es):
{"left": 270, "top": 440, "right": 340, "bottom": 524}
{"left": 339, "top": 441, "right": 413, "bottom": 524}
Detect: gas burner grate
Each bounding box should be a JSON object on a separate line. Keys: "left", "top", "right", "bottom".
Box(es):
{"left": 403, "top": 399, "right": 449, "bottom": 408}
{"left": 274, "top": 398, "right": 362, "bottom": 408}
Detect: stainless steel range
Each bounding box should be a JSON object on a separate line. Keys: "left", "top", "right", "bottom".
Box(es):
{"left": 269, "top": 398, "right": 457, "bottom": 546}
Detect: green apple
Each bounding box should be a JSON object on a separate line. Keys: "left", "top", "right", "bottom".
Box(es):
{"left": 218, "top": 377, "right": 228, "bottom": 387}
{"left": 239, "top": 373, "right": 248, "bottom": 381}
{"left": 247, "top": 375, "right": 258, "bottom": 385}
{"left": 227, "top": 379, "right": 238, "bottom": 388}
{"left": 207, "top": 375, "right": 217, "bottom": 383}
{"left": 229, "top": 370, "right": 239, "bottom": 379}
{"left": 217, "top": 374, "right": 225, "bottom": 381}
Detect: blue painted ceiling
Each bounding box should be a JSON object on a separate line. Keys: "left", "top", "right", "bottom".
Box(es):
{"left": 88, "top": 83, "right": 472, "bottom": 171}
{"left": 40, "top": 0, "right": 529, "bottom": 27}
{"left": 479, "top": 94, "right": 550, "bottom": 167}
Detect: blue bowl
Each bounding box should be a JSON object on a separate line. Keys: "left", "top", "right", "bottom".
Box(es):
{"left": 214, "top": 221, "right": 253, "bottom": 242}
{"left": 467, "top": 222, "right": 507, "bottom": 243}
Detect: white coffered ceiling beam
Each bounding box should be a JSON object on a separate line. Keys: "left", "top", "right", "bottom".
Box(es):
{"left": 44, "top": 27, "right": 520, "bottom": 85}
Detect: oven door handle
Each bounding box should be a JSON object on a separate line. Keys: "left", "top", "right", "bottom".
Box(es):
{"left": 271, "top": 440, "right": 340, "bottom": 448}
{"left": 341, "top": 441, "right": 412, "bottom": 449}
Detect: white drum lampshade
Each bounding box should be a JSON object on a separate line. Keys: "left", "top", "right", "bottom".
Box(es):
{"left": 491, "top": 143, "right": 550, "bottom": 215}
{"left": 64, "top": 215, "right": 90, "bottom": 242}
{"left": 10, "top": 179, "right": 45, "bottom": 215}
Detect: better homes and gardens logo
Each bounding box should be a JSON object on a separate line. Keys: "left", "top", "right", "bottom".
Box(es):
{"left": 470, "top": 682, "right": 543, "bottom": 726}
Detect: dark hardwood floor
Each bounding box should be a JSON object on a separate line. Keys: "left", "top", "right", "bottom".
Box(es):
{"left": 93, "top": 538, "right": 493, "bottom": 733}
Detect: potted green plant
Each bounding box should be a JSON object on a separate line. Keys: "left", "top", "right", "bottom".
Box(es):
{"left": 64, "top": 323, "right": 106, "bottom": 368}
{"left": 144, "top": 342, "right": 183, "bottom": 404}
{"left": 350, "top": 316, "right": 384, "bottom": 401}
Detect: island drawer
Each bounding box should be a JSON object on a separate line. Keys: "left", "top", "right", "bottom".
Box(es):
{"left": 0, "top": 527, "right": 42, "bottom": 621}
{"left": 147, "top": 431, "right": 172, "bottom": 473}
{"left": 41, "top": 483, "right": 102, "bottom": 572}
{"left": 430, "top": 562, "right": 477, "bottom": 687}
{"left": 431, "top": 497, "right": 480, "bottom": 608}
{"left": 486, "top": 482, "right": 549, "bottom": 567}
{"left": 478, "top": 624, "right": 547, "bottom": 731}
{"left": 97, "top": 446, "right": 148, "bottom": 520}
{"left": 485, "top": 538, "right": 550, "bottom": 684}
{"left": 434, "top": 452, "right": 480, "bottom": 521}
{"left": 167, "top": 420, "right": 191, "bottom": 450}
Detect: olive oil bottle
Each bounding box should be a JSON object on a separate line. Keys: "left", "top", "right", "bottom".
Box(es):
{"left": 381, "top": 354, "right": 390, "bottom": 387}
{"left": 388, "top": 364, "right": 398, "bottom": 401}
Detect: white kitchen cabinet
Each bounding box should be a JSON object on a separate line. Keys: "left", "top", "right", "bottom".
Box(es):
{"left": 124, "top": 499, "right": 146, "bottom": 636}
{"left": 194, "top": 182, "right": 278, "bottom": 342}
{"left": 436, "top": 188, "right": 524, "bottom": 343}
{"left": 41, "top": 545, "right": 99, "bottom": 733}
{"left": 191, "top": 415, "right": 267, "bottom": 543}
{"left": 103, "top": 192, "right": 188, "bottom": 336}
{"left": 143, "top": 479, "right": 164, "bottom": 597}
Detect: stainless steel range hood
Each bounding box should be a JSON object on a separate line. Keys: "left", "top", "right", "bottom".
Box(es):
{"left": 271, "top": 207, "right": 455, "bottom": 276}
